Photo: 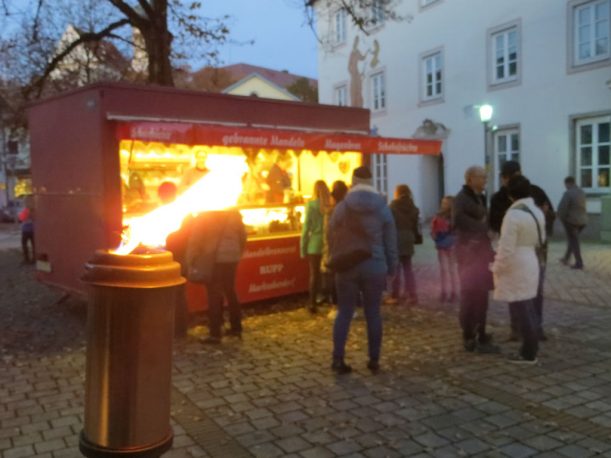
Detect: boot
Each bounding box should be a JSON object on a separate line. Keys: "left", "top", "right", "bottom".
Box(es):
{"left": 331, "top": 358, "right": 352, "bottom": 374}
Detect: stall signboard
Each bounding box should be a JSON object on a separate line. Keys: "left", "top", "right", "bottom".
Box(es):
{"left": 116, "top": 122, "right": 441, "bottom": 156}
{"left": 185, "top": 235, "right": 308, "bottom": 311}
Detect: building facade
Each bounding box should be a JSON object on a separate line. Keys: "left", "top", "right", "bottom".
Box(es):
{"left": 315, "top": 0, "right": 611, "bottom": 235}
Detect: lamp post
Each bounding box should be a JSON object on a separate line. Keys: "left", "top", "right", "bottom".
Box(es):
{"left": 479, "top": 104, "right": 494, "bottom": 195}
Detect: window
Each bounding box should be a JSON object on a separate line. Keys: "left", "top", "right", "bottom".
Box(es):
{"left": 372, "top": 154, "right": 388, "bottom": 196}
{"left": 422, "top": 51, "right": 443, "bottom": 101}
{"left": 576, "top": 116, "right": 610, "bottom": 191}
{"left": 334, "top": 85, "right": 348, "bottom": 106}
{"left": 491, "top": 26, "right": 519, "bottom": 84}
{"left": 572, "top": 0, "right": 610, "bottom": 67}
{"left": 494, "top": 129, "right": 520, "bottom": 188}
{"left": 371, "top": 72, "right": 386, "bottom": 111}
{"left": 371, "top": 0, "right": 385, "bottom": 26}
{"left": 333, "top": 8, "right": 347, "bottom": 44}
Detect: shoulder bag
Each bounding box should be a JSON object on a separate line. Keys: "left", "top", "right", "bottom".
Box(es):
{"left": 516, "top": 205, "right": 546, "bottom": 267}
{"left": 326, "top": 205, "right": 372, "bottom": 272}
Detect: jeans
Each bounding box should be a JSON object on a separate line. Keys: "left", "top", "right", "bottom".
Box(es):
{"left": 509, "top": 299, "right": 539, "bottom": 360}
{"left": 510, "top": 264, "right": 546, "bottom": 337}
{"left": 307, "top": 254, "right": 322, "bottom": 307}
{"left": 437, "top": 249, "right": 460, "bottom": 296}
{"left": 206, "top": 262, "right": 241, "bottom": 338}
{"left": 392, "top": 255, "right": 417, "bottom": 300}
{"left": 562, "top": 222, "right": 585, "bottom": 267}
{"left": 333, "top": 261, "right": 386, "bottom": 362}
{"left": 456, "top": 252, "right": 491, "bottom": 343}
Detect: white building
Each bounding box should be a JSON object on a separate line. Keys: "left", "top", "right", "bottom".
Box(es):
{"left": 315, "top": 0, "right": 611, "bottom": 235}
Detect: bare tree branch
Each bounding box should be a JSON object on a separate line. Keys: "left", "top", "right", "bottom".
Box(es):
{"left": 106, "top": 0, "right": 145, "bottom": 27}
{"left": 24, "top": 17, "right": 130, "bottom": 99}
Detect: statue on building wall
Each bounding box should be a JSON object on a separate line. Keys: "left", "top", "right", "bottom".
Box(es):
{"left": 348, "top": 36, "right": 366, "bottom": 108}
{"left": 347, "top": 37, "right": 382, "bottom": 108}
{"left": 412, "top": 119, "right": 450, "bottom": 140}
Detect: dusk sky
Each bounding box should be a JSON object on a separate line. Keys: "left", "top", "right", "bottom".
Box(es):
{"left": 200, "top": 0, "right": 319, "bottom": 79}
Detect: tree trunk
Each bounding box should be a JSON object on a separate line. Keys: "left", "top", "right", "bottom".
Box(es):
{"left": 142, "top": 25, "right": 173, "bottom": 86}
{"left": 142, "top": 0, "right": 173, "bottom": 86}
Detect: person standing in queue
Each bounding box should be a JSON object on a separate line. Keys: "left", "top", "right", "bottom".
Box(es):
{"left": 453, "top": 166, "right": 499, "bottom": 354}
{"left": 489, "top": 161, "right": 555, "bottom": 341}
{"left": 187, "top": 209, "right": 247, "bottom": 344}
{"left": 301, "top": 180, "right": 332, "bottom": 314}
{"left": 322, "top": 180, "right": 349, "bottom": 313}
{"left": 387, "top": 184, "right": 419, "bottom": 306}
{"left": 430, "top": 196, "right": 460, "bottom": 302}
{"left": 328, "top": 166, "right": 398, "bottom": 374}
{"left": 491, "top": 176, "right": 544, "bottom": 364}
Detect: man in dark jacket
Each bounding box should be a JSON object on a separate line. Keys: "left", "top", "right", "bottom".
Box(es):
{"left": 558, "top": 176, "right": 588, "bottom": 269}
{"left": 453, "top": 166, "right": 498, "bottom": 353}
{"left": 489, "top": 161, "right": 555, "bottom": 340}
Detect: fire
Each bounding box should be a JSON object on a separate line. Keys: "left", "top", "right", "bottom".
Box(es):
{"left": 113, "top": 154, "right": 248, "bottom": 255}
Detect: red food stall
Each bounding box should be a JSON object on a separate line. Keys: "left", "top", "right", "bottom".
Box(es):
{"left": 28, "top": 83, "right": 440, "bottom": 311}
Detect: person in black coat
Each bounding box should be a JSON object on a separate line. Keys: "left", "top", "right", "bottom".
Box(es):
{"left": 489, "top": 161, "right": 555, "bottom": 341}
{"left": 453, "top": 166, "right": 498, "bottom": 354}
{"left": 388, "top": 184, "right": 419, "bottom": 305}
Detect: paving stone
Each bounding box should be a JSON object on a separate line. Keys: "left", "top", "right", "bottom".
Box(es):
{"left": 522, "top": 434, "right": 563, "bottom": 451}
{"left": 556, "top": 444, "right": 596, "bottom": 457}
{"left": 454, "top": 438, "right": 490, "bottom": 455}
{"left": 4, "top": 445, "right": 35, "bottom": 458}
{"left": 275, "top": 436, "right": 312, "bottom": 453}
{"left": 299, "top": 446, "right": 334, "bottom": 458}
{"left": 363, "top": 445, "right": 402, "bottom": 458}
{"left": 327, "top": 439, "right": 362, "bottom": 455}
{"left": 302, "top": 429, "right": 336, "bottom": 446}
{"left": 33, "top": 439, "right": 66, "bottom": 454}
{"left": 413, "top": 432, "right": 450, "bottom": 449}
{"left": 499, "top": 442, "right": 537, "bottom": 458}
{"left": 250, "top": 441, "right": 285, "bottom": 458}
{"left": 577, "top": 437, "right": 611, "bottom": 453}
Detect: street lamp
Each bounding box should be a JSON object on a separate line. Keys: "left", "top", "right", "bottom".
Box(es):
{"left": 479, "top": 104, "right": 494, "bottom": 194}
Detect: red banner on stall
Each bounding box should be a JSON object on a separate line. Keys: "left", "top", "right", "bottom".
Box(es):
{"left": 116, "top": 121, "right": 441, "bottom": 155}
{"left": 185, "top": 235, "right": 309, "bottom": 312}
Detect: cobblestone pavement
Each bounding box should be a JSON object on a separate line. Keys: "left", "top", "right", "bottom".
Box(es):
{"left": 1, "top": 235, "right": 611, "bottom": 457}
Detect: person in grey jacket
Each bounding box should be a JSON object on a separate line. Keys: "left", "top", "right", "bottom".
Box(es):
{"left": 189, "top": 209, "right": 247, "bottom": 343}
{"left": 453, "top": 166, "right": 498, "bottom": 354}
{"left": 558, "top": 176, "right": 588, "bottom": 269}
{"left": 328, "top": 166, "right": 398, "bottom": 374}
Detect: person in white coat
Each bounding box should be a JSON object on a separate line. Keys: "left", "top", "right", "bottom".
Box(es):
{"left": 491, "top": 176, "right": 545, "bottom": 364}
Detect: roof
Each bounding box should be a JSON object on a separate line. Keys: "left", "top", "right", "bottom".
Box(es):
{"left": 193, "top": 63, "right": 317, "bottom": 91}
{"left": 222, "top": 73, "right": 300, "bottom": 101}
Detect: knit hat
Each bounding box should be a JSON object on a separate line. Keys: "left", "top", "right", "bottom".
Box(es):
{"left": 500, "top": 160, "right": 521, "bottom": 178}
{"left": 352, "top": 166, "right": 373, "bottom": 186}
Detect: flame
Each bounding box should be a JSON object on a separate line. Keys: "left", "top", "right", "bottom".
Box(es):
{"left": 113, "top": 155, "right": 248, "bottom": 255}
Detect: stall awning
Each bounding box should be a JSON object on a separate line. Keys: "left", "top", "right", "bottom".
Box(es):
{"left": 115, "top": 121, "right": 442, "bottom": 156}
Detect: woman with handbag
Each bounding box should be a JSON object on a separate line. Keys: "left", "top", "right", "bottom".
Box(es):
{"left": 491, "top": 176, "right": 545, "bottom": 364}
{"left": 430, "top": 196, "right": 460, "bottom": 302}
{"left": 387, "top": 184, "right": 420, "bottom": 306}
